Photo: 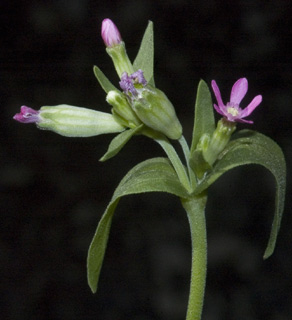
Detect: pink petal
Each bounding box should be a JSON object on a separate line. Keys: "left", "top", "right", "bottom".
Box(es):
{"left": 230, "top": 78, "right": 248, "bottom": 105}
{"left": 236, "top": 118, "right": 254, "bottom": 124}
{"left": 101, "top": 19, "right": 122, "bottom": 48}
{"left": 13, "top": 105, "right": 40, "bottom": 123}
{"left": 211, "top": 80, "right": 224, "bottom": 109}
{"left": 240, "top": 95, "right": 262, "bottom": 117}
{"left": 213, "top": 103, "right": 225, "bottom": 116}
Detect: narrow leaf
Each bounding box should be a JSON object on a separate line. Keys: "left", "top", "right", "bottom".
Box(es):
{"left": 191, "top": 80, "right": 215, "bottom": 153}
{"left": 194, "top": 130, "right": 286, "bottom": 259}
{"left": 100, "top": 125, "right": 143, "bottom": 162}
{"left": 133, "top": 21, "right": 154, "bottom": 85}
{"left": 93, "top": 65, "right": 118, "bottom": 93}
{"left": 87, "top": 157, "right": 189, "bottom": 293}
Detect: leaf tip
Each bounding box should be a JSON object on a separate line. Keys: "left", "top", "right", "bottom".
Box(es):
{"left": 88, "top": 279, "right": 98, "bottom": 293}
{"left": 263, "top": 248, "right": 273, "bottom": 260}
{"left": 89, "top": 284, "right": 97, "bottom": 294}
{"left": 147, "top": 20, "right": 153, "bottom": 28}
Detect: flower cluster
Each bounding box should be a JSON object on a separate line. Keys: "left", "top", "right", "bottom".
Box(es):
{"left": 13, "top": 19, "right": 262, "bottom": 143}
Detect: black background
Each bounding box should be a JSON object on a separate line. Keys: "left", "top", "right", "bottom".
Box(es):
{"left": 1, "top": 1, "right": 291, "bottom": 319}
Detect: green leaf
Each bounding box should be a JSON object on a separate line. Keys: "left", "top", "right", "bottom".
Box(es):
{"left": 93, "top": 65, "right": 118, "bottom": 93}
{"left": 194, "top": 130, "right": 286, "bottom": 259}
{"left": 87, "top": 157, "right": 189, "bottom": 293}
{"left": 190, "top": 80, "right": 215, "bottom": 153}
{"left": 133, "top": 21, "right": 155, "bottom": 86}
{"left": 100, "top": 125, "right": 143, "bottom": 162}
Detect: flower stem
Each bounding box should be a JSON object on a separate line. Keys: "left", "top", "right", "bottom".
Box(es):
{"left": 181, "top": 194, "right": 207, "bottom": 320}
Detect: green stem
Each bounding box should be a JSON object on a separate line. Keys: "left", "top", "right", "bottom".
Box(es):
{"left": 155, "top": 135, "right": 192, "bottom": 193}
{"left": 181, "top": 194, "right": 207, "bottom": 320}
{"left": 179, "top": 135, "right": 197, "bottom": 189}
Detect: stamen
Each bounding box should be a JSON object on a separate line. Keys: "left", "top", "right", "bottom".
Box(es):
{"left": 227, "top": 107, "right": 239, "bottom": 117}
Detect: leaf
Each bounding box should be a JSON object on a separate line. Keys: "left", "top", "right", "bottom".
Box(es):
{"left": 193, "top": 130, "right": 286, "bottom": 259}
{"left": 100, "top": 125, "right": 143, "bottom": 162}
{"left": 87, "top": 157, "right": 189, "bottom": 293}
{"left": 93, "top": 65, "right": 118, "bottom": 93}
{"left": 133, "top": 21, "right": 155, "bottom": 86}
{"left": 190, "top": 80, "right": 215, "bottom": 153}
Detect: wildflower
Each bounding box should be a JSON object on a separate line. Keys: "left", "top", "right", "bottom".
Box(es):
{"left": 211, "top": 78, "right": 262, "bottom": 124}
{"left": 101, "top": 18, "right": 122, "bottom": 48}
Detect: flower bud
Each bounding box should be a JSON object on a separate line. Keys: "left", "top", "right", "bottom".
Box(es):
{"left": 101, "top": 19, "right": 122, "bottom": 48}
{"left": 14, "top": 104, "right": 125, "bottom": 137}
{"left": 101, "top": 19, "right": 134, "bottom": 78}
{"left": 106, "top": 90, "right": 141, "bottom": 128}
{"left": 132, "top": 86, "right": 182, "bottom": 140}
{"left": 190, "top": 134, "right": 211, "bottom": 179}
{"left": 202, "top": 118, "right": 236, "bottom": 165}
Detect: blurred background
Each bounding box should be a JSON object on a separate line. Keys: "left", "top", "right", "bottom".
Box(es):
{"left": 1, "top": 0, "right": 291, "bottom": 319}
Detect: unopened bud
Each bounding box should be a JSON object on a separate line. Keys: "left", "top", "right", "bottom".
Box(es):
{"left": 106, "top": 90, "right": 141, "bottom": 128}
{"left": 101, "top": 19, "right": 134, "bottom": 77}
{"left": 203, "top": 118, "right": 236, "bottom": 165}
{"left": 101, "top": 19, "right": 122, "bottom": 48}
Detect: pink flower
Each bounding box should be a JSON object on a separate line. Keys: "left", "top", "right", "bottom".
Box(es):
{"left": 211, "top": 78, "right": 262, "bottom": 124}
{"left": 13, "top": 106, "right": 41, "bottom": 123}
{"left": 101, "top": 18, "right": 122, "bottom": 48}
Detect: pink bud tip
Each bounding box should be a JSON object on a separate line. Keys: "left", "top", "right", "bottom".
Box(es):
{"left": 13, "top": 105, "right": 40, "bottom": 123}
{"left": 101, "top": 18, "right": 122, "bottom": 48}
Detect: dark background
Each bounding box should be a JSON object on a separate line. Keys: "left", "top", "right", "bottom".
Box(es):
{"left": 1, "top": 0, "right": 291, "bottom": 319}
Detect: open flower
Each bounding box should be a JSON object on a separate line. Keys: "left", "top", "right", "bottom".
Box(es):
{"left": 211, "top": 78, "right": 262, "bottom": 124}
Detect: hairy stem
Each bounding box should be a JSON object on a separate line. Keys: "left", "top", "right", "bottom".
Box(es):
{"left": 181, "top": 194, "right": 207, "bottom": 320}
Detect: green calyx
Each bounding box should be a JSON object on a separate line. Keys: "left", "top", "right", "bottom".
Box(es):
{"left": 106, "top": 42, "right": 134, "bottom": 78}
{"left": 38, "top": 104, "right": 125, "bottom": 137}
{"left": 202, "top": 118, "right": 236, "bottom": 165}
{"left": 132, "top": 85, "right": 183, "bottom": 140}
